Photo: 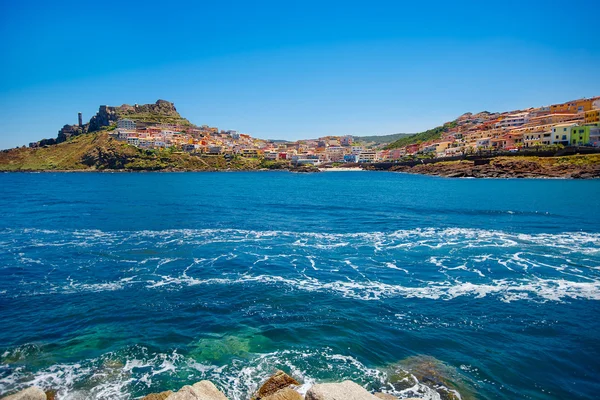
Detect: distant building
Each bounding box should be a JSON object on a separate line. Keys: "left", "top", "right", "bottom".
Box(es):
{"left": 585, "top": 109, "right": 600, "bottom": 124}
{"left": 78, "top": 112, "right": 83, "bottom": 127}
{"left": 552, "top": 123, "right": 577, "bottom": 145}
{"left": 117, "top": 119, "right": 136, "bottom": 130}
{"left": 357, "top": 151, "right": 377, "bottom": 162}
{"left": 495, "top": 112, "right": 530, "bottom": 128}
{"left": 570, "top": 123, "right": 600, "bottom": 146}
{"left": 340, "top": 136, "right": 353, "bottom": 146}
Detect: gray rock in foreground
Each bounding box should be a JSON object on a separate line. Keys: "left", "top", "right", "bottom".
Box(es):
{"left": 306, "top": 380, "right": 382, "bottom": 400}
{"left": 166, "top": 380, "right": 228, "bottom": 400}
{"left": 0, "top": 387, "right": 46, "bottom": 400}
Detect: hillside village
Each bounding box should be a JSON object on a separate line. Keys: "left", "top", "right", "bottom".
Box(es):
{"left": 25, "top": 97, "right": 600, "bottom": 166}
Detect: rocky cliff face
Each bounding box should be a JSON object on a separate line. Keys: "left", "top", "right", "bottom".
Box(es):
{"left": 88, "top": 105, "right": 119, "bottom": 132}
{"left": 86, "top": 100, "right": 185, "bottom": 132}
{"left": 121, "top": 99, "right": 179, "bottom": 117}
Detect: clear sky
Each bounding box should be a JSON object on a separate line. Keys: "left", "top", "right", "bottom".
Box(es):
{"left": 1, "top": 0, "right": 599, "bottom": 148}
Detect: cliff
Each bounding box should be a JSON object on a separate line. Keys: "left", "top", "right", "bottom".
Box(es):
{"left": 27, "top": 100, "right": 192, "bottom": 148}
{"left": 88, "top": 99, "right": 191, "bottom": 132}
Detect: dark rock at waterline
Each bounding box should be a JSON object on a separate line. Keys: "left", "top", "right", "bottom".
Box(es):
{"left": 289, "top": 165, "right": 320, "bottom": 173}
{"left": 141, "top": 390, "right": 174, "bottom": 400}
{"left": 0, "top": 387, "right": 46, "bottom": 400}
{"left": 252, "top": 370, "right": 300, "bottom": 399}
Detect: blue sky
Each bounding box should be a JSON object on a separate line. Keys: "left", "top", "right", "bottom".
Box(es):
{"left": 1, "top": 0, "right": 599, "bottom": 148}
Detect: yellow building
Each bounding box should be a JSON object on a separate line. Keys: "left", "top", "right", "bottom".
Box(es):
{"left": 585, "top": 109, "right": 600, "bottom": 124}
{"left": 550, "top": 97, "right": 600, "bottom": 114}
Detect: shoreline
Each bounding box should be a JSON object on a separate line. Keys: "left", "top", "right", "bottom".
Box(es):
{"left": 1, "top": 168, "right": 598, "bottom": 179}
{"left": 1, "top": 154, "right": 599, "bottom": 179}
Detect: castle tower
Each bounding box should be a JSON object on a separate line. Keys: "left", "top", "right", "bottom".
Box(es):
{"left": 78, "top": 112, "right": 83, "bottom": 127}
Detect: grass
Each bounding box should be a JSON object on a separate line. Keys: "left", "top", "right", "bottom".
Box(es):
{"left": 384, "top": 121, "right": 458, "bottom": 149}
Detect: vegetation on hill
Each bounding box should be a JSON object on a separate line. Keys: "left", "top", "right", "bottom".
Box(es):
{"left": 384, "top": 121, "right": 458, "bottom": 149}
{"left": 115, "top": 111, "right": 192, "bottom": 126}
{"left": 0, "top": 132, "right": 268, "bottom": 171}
{"left": 354, "top": 133, "right": 412, "bottom": 145}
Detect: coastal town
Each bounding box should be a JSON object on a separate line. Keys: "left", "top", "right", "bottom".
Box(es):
{"left": 22, "top": 96, "right": 600, "bottom": 167}
{"left": 86, "top": 96, "right": 600, "bottom": 166}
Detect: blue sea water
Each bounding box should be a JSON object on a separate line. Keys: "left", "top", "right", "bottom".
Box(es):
{"left": 0, "top": 171, "right": 599, "bottom": 399}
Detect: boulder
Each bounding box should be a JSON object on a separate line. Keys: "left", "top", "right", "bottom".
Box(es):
{"left": 306, "top": 380, "right": 380, "bottom": 400}
{"left": 374, "top": 394, "right": 398, "bottom": 400}
{"left": 262, "top": 387, "right": 303, "bottom": 400}
{"left": 141, "top": 390, "right": 174, "bottom": 400}
{"left": 0, "top": 387, "right": 46, "bottom": 400}
{"left": 253, "top": 370, "right": 300, "bottom": 399}
{"left": 167, "top": 380, "right": 228, "bottom": 400}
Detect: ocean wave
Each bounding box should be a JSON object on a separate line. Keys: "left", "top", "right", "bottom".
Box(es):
{"left": 0, "top": 346, "right": 453, "bottom": 400}
{"left": 142, "top": 274, "right": 600, "bottom": 302}
{"left": 1, "top": 227, "right": 599, "bottom": 303}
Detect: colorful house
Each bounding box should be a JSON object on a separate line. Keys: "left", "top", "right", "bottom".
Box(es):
{"left": 571, "top": 123, "right": 600, "bottom": 146}
{"left": 585, "top": 109, "right": 600, "bottom": 124}
{"left": 552, "top": 123, "right": 577, "bottom": 145}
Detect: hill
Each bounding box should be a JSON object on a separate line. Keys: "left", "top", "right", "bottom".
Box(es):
{"left": 353, "top": 133, "right": 412, "bottom": 145}
{"left": 384, "top": 121, "right": 458, "bottom": 149}
{"left": 88, "top": 99, "right": 192, "bottom": 132}
{"left": 0, "top": 131, "right": 264, "bottom": 171}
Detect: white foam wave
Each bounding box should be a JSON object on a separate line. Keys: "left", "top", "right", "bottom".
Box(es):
{"left": 0, "top": 347, "right": 451, "bottom": 400}
{"left": 143, "top": 273, "right": 600, "bottom": 302}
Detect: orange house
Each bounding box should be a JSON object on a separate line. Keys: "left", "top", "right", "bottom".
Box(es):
{"left": 550, "top": 97, "right": 600, "bottom": 114}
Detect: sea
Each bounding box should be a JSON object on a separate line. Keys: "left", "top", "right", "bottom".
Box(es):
{"left": 0, "top": 171, "right": 599, "bottom": 400}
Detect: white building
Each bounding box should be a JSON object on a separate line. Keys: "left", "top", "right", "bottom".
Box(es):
{"left": 351, "top": 146, "right": 364, "bottom": 155}
{"left": 117, "top": 119, "right": 136, "bottom": 130}
{"left": 495, "top": 112, "right": 530, "bottom": 129}
{"left": 264, "top": 151, "right": 279, "bottom": 160}
{"left": 357, "top": 151, "right": 377, "bottom": 163}
{"left": 117, "top": 130, "right": 135, "bottom": 140}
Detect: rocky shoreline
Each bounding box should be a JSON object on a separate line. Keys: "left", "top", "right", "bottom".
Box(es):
{"left": 1, "top": 370, "right": 452, "bottom": 400}
{"left": 387, "top": 156, "right": 600, "bottom": 179}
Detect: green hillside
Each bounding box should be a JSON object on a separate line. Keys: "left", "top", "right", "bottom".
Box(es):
{"left": 354, "top": 133, "right": 412, "bottom": 145}
{"left": 0, "top": 131, "right": 264, "bottom": 171}
{"left": 384, "top": 121, "right": 458, "bottom": 149}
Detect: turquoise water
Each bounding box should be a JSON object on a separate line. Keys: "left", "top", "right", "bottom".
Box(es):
{"left": 0, "top": 172, "right": 599, "bottom": 399}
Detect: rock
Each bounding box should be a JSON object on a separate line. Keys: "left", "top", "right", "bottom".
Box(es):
{"left": 141, "top": 390, "right": 174, "bottom": 400}
{"left": 0, "top": 387, "right": 47, "bottom": 400}
{"left": 306, "top": 380, "right": 380, "bottom": 400}
{"left": 253, "top": 370, "right": 300, "bottom": 399}
{"left": 262, "top": 387, "right": 303, "bottom": 400}
{"left": 43, "top": 391, "right": 56, "bottom": 400}
{"left": 167, "top": 380, "right": 228, "bottom": 400}
{"left": 289, "top": 165, "right": 320, "bottom": 173}
{"left": 373, "top": 394, "right": 398, "bottom": 400}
